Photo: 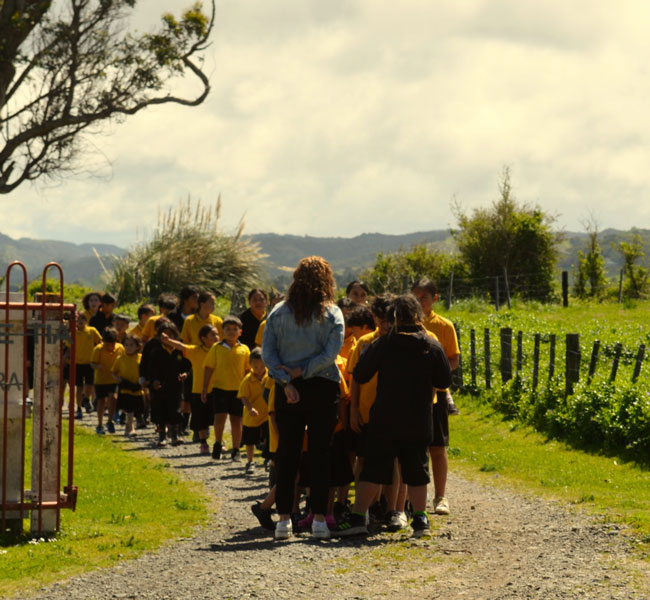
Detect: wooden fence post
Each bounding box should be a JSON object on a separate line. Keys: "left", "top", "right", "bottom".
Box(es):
{"left": 562, "top": 271, "right": 569, "bottom": 307}
{"left": 609, "top": 342, "right": 622, "bottom": 383}
{"left": 503, "top": 267, "right": 511, "bottom": 310}
{"left": 587, "top": 340, "right": 600, "bottom": 383}
{"left": 484, "top": 328, "right": 491, "bottom": 390}
{"left": 565, "top": 333, "right": 580, "bottom": 395}
{"left": 632, "top": 344, "right": 645, "bottom": 382}
{"left": 532, "top": 333, "right": 540, "bottom": 390}
{"left": 516, "top": 330, "right": 523, "bottom": 374}
{"left": 549, "top": 334, "right": 556, "bottom": 379}
{"left": 453, "top": 323, "right": 463, "bottom": 390}
{"left": 618, "top": 269, "right": 624, "bottom": 303}
{"left": 470, "top": 329, "right": 477, "bottom": 388}
{"left": 446, "top": 272, "right": 454, "bottom": 310}
{"left": 494, "top": 277, "right": 500, "bottom": 311}
{"left": 500, "top": 328, "right": 513, "bottom": 383}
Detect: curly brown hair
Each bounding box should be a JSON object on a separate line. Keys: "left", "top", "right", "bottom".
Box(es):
{"left": 287, "top": 256, "right": 336, "bottom": 325}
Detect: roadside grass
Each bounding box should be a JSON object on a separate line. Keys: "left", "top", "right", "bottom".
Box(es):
{"left": 0, "top": 423, "right": 210, "bottom": 598}
{"left": 449, "top": 396, "right": 650, "bottom": 555}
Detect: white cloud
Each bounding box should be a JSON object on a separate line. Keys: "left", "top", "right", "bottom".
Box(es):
{"left": 4, "top": 0, "right": 650, "bottom": 249}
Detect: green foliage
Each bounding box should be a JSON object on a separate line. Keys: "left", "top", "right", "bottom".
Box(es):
{"left": 362, "top": 244, "right": 468, "bottom": 294}
{"left": 616, "top": 234, "right": 650, "bottom": 299}
{"left": 452, "top": 167, "right": 559, "bottom": 300}
{"left": 26, "top": 278, "right": 91, "bottom": 306}
{"left": 573, "top": 221, "right": 608, "bottom": 298}
{"left": 107, "top": 198, "right": 265, "bottom": 304}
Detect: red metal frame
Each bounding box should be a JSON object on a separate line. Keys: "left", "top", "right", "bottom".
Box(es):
{"left": 1, "top": 261, "right": 77, "bottom": 536}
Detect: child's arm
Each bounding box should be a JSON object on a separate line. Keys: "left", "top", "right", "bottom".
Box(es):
{"left": 90, "top": 361, "right": 103, "bottom": 372}
{"left": 240, "top": 396, "right": 259, "bottom": 417}
{"left": 161, "top": 332, "right": 187, "bottom": 352}
{"left": 201, "top": 366, "right": 214, "bottom": 403}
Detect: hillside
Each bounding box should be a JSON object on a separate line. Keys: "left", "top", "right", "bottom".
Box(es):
{"left": 2, "top": 227, "right": 649, "bottom": 290}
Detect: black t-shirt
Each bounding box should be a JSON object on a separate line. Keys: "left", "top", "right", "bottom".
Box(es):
{"left": 239, "top": 308, "right": 264, "bottom": 350}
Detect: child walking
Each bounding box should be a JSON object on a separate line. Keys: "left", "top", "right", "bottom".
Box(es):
{"left": 90, "top": 327, "right": 125, "bottom": 434}
{"left": 111, "top": 335, "right": 144, "bottom": 436}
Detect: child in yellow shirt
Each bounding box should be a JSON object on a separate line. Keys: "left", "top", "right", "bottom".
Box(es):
{"left": 237, "top": 348, "right": 269, "bottom": 475}
{"left": 73, "top": 312, "right": 101, "bottom": 419}
{"left": 111, "top": 335, "right": 144, "bottom": 436}
{"left": 90, "top": 327, "right": 125, "bottom": 434}
{"left": 202, "top": 315, "right": 250, "bottom": 460}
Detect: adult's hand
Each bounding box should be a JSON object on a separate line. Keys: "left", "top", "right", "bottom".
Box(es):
{"left": 280, "top": 365, "right": 302, "bottom": 380}
{"left": 285, "top": 383, "right": 300, "bottom": 404}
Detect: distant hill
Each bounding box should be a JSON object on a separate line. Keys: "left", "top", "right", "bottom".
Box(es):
{"left": 0, "top": 232, "right": 123, "bottom": 286}
{"left": 2, "top": 227, "right": 649, "bottom": 290}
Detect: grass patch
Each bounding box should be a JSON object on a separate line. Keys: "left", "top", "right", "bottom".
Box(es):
{"left": 0, "top": 424, "right": 210, "bottom": 598}
{"left": 450, "top": 396, "right": 650, "bottom": 546}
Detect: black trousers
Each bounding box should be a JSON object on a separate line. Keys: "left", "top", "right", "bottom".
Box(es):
{"left": 274, "top": 377, "right": 338, "bottom": 515}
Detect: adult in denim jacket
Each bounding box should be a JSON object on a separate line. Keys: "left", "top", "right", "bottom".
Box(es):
{"left": 262, "top": 256, "right": 345, "bottom": 538}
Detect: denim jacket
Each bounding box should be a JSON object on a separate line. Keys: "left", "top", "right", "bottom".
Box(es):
{"left": 261, "top": 301, "right": 344, "bottom": 385}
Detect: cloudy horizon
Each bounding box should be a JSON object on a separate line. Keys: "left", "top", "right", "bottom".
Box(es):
{"left": 4, "top": 0, "right": 650, "bottom": 248}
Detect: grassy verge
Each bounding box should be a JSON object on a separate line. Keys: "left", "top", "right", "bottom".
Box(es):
{"left": 0, "top": 424, "right": 210, "bottom": 598}
{"left": 450, "top": 396, "right": 650, "bottom": 551}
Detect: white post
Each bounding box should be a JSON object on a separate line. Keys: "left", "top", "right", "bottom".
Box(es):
{"left": 30, "top": 316, "right": 62, "bottom": 534}
{"left": 0, "top": 295, "right": 27, "bottom": 534}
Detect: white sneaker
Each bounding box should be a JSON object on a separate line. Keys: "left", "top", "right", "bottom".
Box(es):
{"left": 312, "top": 518, "right": 330, "bottom": 540}
{"left": 386, "top": 510, "right": 409, "bottom": 532}
{"left": 274, "top": 519, "right": 292, "bottom": 540}
{"left": 434, "top": 496, "right": 450, "bottom": 515}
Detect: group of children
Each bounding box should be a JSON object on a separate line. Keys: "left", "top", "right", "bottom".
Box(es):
{"left": 68, "top": 277, "right": 461, "bottom": 539}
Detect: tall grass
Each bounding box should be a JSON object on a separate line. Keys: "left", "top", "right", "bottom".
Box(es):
{"left": 108, "top": 197, "right": 266, "bottom": 303}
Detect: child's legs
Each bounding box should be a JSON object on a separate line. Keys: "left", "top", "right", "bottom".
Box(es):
{"left": 352, "top": 481, "right": 381, "bottom": 513}
{"left": 246, "top": 444, "right": 254, "bottom": 462}
{"left": 407, "top": 485, "right": 428, "bottom": 513}
{"left": 260, "top": 484, "right": 276, "bottom": 511}
{"left": 96, "top": 397, "right": 106, "bottom": 426}
{"left": 107, "top": 393, "right": 117, "bottom": 422}
{"left": 213, "top": 413, "right": 227, "bottom": 441}
{"left": 229, "top": 415, "right": 242, "bottom": 449}
{"left": 125, "top": 412, "right": 134, "bottom": 431}
{"left": 429, "top": 446, "right": 448, "bottom": 497}
{"left": 76, "top": 385, "right": 83, "bottom": 409}
{"left": 199, "top": 429, "right": 209, "bottom": 441}
{"left": 385, "top": 458, "right": 402, "bottom": 511}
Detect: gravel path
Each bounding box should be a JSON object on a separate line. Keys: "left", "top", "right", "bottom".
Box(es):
{"left": 29, "top": 424, "right": 649, "bottom": 600}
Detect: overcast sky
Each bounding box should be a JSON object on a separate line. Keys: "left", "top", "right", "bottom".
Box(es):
{"left": 5, "top": 0, "right": 650, "bottom": 248}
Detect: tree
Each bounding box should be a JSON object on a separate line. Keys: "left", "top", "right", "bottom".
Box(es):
{"left": 452, "top": 167, "right": 559, "bottom": 301}
{"left": 0, "top": 0, "right": 214, "bottom": 193}
{"left": 616, "top": 233, "right": 650, "bottom": 299}
{"left": 573, "top": 216, "right": 608, "bottom": 298}
{"left": 362, "top": 244, "right": 468, "bottom": 295}
{"left": 107, "top": 197, "right": 265, "bottom": 304}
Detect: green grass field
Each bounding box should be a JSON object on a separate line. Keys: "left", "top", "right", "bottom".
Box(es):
{"left": 0, "top": 424, "right": 210, "bottom": 598}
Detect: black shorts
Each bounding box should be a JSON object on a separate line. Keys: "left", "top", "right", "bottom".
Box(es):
{"left": 360, "top": 434, "right": 430, "bottom": 487}
{"left": 95, "top": 383, "right": 117, "bottom": 400}
{"left": 242, "top": 422, "right": 268, "bottom": 446}
{"left": 117, "top": 393, "right": 142, "bottom": 413}
{"left": 212, "top": 388, "right": 242, "bottom": 417}
{"left": 75, "top": 364, "right": 94, "bottom": 386}
{"left": 429, "top": 390, "right": 450, "bottom": 447}
{"left": 330, "top": 429, "right": 354, "bottom": 487}
{"left": 190, "top": 392, "right": 213, "bottom": 431}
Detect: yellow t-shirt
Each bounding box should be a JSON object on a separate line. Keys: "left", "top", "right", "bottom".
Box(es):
{"left": 202, "top": 340, "right": 250, "bottom": 391}
{"left": 422, "top": 311, "right": 457, "bottom": 394}
{"left": 91, "top": 342, "right": 125, "bottom": 385}
{"left": 111, "top": 353, "right": 143, "bottom": 397}
{"left": 75, "top": 325, "right": 102, "bottom": 364}
{"left": 181, "top": 313, "right": 224, "bottom": 345}
{"left": 267, "top": 379, "right": 278, "bottom": 454}
{"left": 84, "top": 309, "right": 98, "bottom": 323}
{"left": 340, "top": 333, "right": 357, "bottom": 362}
{"left": 334, "top": 355, "right": 350, "bottom": 433}
{"left": 183, "top": 344, "right": 211, "bottom": 394}
{"left": 347, "top": 328, "right": 381, "bottom": 424}
{"left": 127, "top": 323, "right": 145, "bottom": 340}
{"left": 238, "top": 371, "right": 269, "bottom": 428}
{"left": 254, "top": 320, "right": 266, "bottom": 347}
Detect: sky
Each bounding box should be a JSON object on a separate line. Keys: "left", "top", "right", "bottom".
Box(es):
{"left": 4, "top": 0, "right": 650, "bottom": 248}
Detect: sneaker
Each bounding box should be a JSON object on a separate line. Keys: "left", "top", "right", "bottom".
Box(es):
{"left": 368, "top": 500, "right": 386, "bottom": 526}
{"left": 333, "top": 501, "right": 351, "bottom": 523}
{"left": 106, "top": 421, "right": 115, "bottom": 434}
{"left": 82, "top": 397, "right": 92, "bottom": 413}
{"left": 199, "top": 441, "right": 210, "bottom": 455}
{"left": 135, "top": 419, "right": 147, "bottom": 430}
{"left": 212, "top": 442, "right": 221, "bottom": 460}
{"left": 325, "top": 514, "right": 337, "bottom": 530}
{"left": 433, "top": 496, "right": 450, "bottom": 515}
{"left": 75, "top": 408, "right": 83, "bottom": 420}
{"left": 171, "top": 438, "right": 184, "bottom": 446}
{"left": 95, "top": 425, "right": 105, "bottom": 435}
{"left": 251, "top": 502, "right": 276, "bottom": 531}
{"left": 386, "top": 510, "right": 409, "bottom": 532}
{"left": 245, "top": 461, "right": 255, "bottom": 475}
{"left": 411, "top": 513, "right": 430, "bottom": 538}
{"left": 274, "top": 519, "right": 292, "bottom": 540}
{"left": 333, "top": 512, "right": 368, "bottom": 537}
{"left": 231, "top": 449, "right": 241, "bottom": 461}
{"left": 447, "top": 396, "right": 460, "bottom": 416}
{"left": 312, "top": 518, "right": 330, "bottom": 540}
{"left": 297, "top": 513, "right": 314, "bottom": 530}
{"left": 156, "top": 439, "right": 167, "bottom": 447}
